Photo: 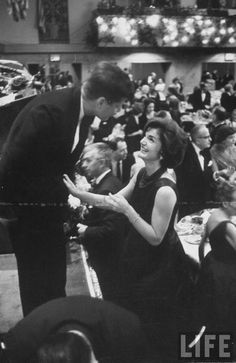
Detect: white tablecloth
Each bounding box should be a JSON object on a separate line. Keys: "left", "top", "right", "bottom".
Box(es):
{"left": 176, "top": 210, "right": 212, "bottom": 263}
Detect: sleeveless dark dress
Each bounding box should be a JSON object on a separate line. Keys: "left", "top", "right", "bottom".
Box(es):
{"left": 197, "top": 221, "right": 236, "bottom": 337}
{"left": 118, "top": 167, "right": 195, "bottom": 358}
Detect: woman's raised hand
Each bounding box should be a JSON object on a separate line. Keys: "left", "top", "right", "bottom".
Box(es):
{"left": 63, "top": 174, "right": 79, "bottom": 197}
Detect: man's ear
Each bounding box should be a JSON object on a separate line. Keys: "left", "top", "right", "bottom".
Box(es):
{"left": 98, "top": 157, "right": 106, "bottom": 169}
{"left": 222, "top": 201, "right": 229, "bottom": 209}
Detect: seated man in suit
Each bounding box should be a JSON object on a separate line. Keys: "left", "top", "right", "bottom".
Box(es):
{"left": 1, "top": 295, "right": 148, "bottom": 363}
{"left": 175, "top": 124, "right": 215, "bottom": 218}
{"left": 74, "top": 142, "right": 125, "bottom": 301}
{"left": 209, "top": 106, "right": 230, "bottom": 143}
{"left": 220, "top": 83, "right": 234, "bottom": 115}
{"left": 110, "top": 138, "right": 135, "bottom": 185}
{"left": 188, "top": 82, "right": 211, "bottom": 112}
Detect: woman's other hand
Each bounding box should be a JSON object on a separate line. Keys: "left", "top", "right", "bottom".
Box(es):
{"left": 108, "top": 193, "right": 130, "bottom": 215}
{"left": 63, "top": 174, "right": 78, "bottom": 197}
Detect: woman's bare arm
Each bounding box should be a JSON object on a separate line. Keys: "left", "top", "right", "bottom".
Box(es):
{"left": 109, "top": 185, "right": 176, "bottom": 246}
{"left": 63, "top": 173, "right": 136, "bottom": 208}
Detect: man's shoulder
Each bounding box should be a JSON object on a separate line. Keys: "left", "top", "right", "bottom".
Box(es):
{"left": 11, "top": 87, "right": 81, "bottom": 129}
{"left": 124, "top": 153, "right": 135, "bottom": 164}
{"left": 28, "top": 87, "right": 79, "bottom": 108}
{"left": 98, "top": 172, "right": 122, "bottom": 193}
{"left": 184, "top": 140, "right": 196, "bottom": 155}
{"left": 176, "top": 142, "right": 197, "bottom": 170}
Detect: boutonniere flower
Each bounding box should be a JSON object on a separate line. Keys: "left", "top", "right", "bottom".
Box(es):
{"left": 208, "top": 160, "right": 213, "bottom": 167}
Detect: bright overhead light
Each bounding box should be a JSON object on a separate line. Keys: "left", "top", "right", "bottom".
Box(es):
{"left": 96, "top": 16, "right": 104, "bottom": 25}
{"left": 146, "top": 15, "right": 160, "bottom": 28}
{"left": 100, "top": 23, "right": 108, "bottom": 32}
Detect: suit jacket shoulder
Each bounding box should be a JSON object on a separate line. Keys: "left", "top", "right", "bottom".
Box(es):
{"left": 94, "top": 171, "right": 122, "bottom": 195}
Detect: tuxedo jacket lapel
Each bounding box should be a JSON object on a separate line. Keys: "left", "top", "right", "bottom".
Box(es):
{"left": 189, "top": 143, "right": 202, "bottom": 172}
{"left": 71, "top": 115, "right": 94, "bottom": 164}
{"left": 67, "top": 88, "right": 81, "bottom": 153}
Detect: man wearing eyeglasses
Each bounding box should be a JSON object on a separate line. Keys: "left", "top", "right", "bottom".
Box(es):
{"left": 175, "top": 124, "right": 215, "bottom": 218}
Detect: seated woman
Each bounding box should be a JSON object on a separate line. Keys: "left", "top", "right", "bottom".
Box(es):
{"left": 139, "top": 98, "right": 156, "bottom": 130}
{"left": 64, "top": 117, "right": 196, "bottom": 361}
{"left": 210, "top": 124, "right": 236, "bottom": 173}
{"left": 197, "top": 180, "right": 236, "bottom": 346}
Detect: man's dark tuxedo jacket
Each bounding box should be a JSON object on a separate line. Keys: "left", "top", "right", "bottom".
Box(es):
{"left": 189, "top": 89, "right": 211, "bottom": 111}
{"left": 120, "top": 154, "right": 135, "bottom": 185}
{"left": 0, "top": 87, "right": 93, "bottom": 221}
{"left": 3, "top": 295, "right": 147, "bottom": 363}
{"left": 125, "top": 113, "right": 143, "bottom": 153}
{"left": 83, "top": 171, "right": 125, "bottom": 271}
{"left": 220, "top": 92, "right": 233, "bottom": 114}
{"left": 175, "top": 141, "right": 214, "bottom": 216}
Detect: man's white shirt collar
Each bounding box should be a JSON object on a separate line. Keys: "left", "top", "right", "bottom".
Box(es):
{"left": 192, "top": 142, "right": 204, "bottom": 170}
{"left": 94, "top": 169, "right": 111, "bottom": 185}
{"left": 71, "top": 94, "right": 85, "bottom": 152}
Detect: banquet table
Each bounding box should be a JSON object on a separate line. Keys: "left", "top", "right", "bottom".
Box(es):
{"left": 175, "top": 209, "right": 213, "bottom": 263}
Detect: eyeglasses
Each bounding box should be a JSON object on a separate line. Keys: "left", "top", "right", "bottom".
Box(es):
{"left": 197, "top": 135, "right": 211, "bottom": 139}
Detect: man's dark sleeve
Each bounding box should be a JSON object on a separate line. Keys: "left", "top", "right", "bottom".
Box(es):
{"left": 0, "top": 104, "right": 68, "bottom": 204}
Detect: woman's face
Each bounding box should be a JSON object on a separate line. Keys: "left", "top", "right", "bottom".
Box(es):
{"left": 139, "top": 128, "right": 162, "bottom": 162}
{"left": 224, "top": 133, "right": 236, "bottom": 147}
{"left": 146, "top": 103, "right": 155, "bottom": 114}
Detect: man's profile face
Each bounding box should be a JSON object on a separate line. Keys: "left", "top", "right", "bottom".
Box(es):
{"left": 116, "top": 141, "right": 128, "bottom": 161}
{"left": 81, "top": 150, "right": 102, "bottom": 179}
{"left": 195, "top": 127, "right": 211, "bottom": 150}
{"left": 95, "top": 97, "right": 125, "bottom": 121}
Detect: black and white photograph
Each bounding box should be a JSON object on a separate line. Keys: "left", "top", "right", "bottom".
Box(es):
{"left": 1, "top": 0, "right": 236, "bottom": 362}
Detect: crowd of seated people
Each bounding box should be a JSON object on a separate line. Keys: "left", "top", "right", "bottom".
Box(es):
{"left": 83, "top": 68, "right": 236, "bottom": 217}
{"left": 2, "top": 66, "right": 236, "bottom": 363}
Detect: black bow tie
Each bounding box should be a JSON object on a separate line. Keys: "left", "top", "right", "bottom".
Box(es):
{"left": 89, "top": 178, "right": 97, "bottom": 190}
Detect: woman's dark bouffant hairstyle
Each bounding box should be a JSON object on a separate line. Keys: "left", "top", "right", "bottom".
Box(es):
{"left": 144, "top": 118, "right": 188, "bottom": 169}
{"left": 143, "top": 98, "right": 156, "bottom": 112}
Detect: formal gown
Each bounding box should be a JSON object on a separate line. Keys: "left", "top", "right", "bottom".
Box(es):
{"left": 196, "top": 221, "right": 236, "bottom": 337}
{"left": 118, "top": 166, "right": 196, "bottom": 358}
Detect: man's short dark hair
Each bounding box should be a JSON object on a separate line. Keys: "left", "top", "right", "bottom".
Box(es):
{"left": 212, "top": 106, "right": 227, "bottom": 122}
{"left": 105, "top": 137, "right": 125, "bottom": 151}
{"left": 34, "top": 332, "right": 92, "bottom": 363}
{"left": 83, "top": 62, "right": 133, "bottom": 102}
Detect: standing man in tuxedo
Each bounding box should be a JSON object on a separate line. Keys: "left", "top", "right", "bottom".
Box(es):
{"left": 0, "top": 62, "right": 132, "bottom": 316}
{"left": 110, "top": 138, "right": 135, "bottom": 185}
{"left": 75, "top": 142, "right": 125, "bottom": 301}
{"left": 175, "top": 124, "right": 214, "bottom": 218}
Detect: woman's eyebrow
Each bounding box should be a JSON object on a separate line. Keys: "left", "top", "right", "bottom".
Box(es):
{"left": 147, "top": 134, "right": 157, "bottom": 141}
